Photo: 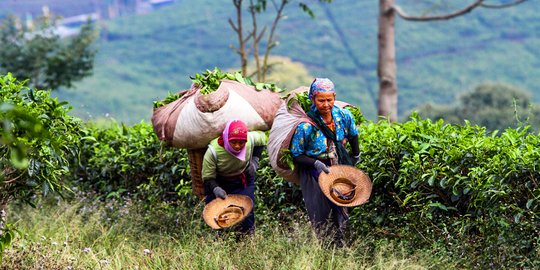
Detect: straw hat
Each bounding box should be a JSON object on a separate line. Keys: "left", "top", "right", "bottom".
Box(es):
{"left": 202, "top": 194, "right": 254, "bottom": 229}
{"left": 318, "top": 165, "right": 372, "bottom": 207}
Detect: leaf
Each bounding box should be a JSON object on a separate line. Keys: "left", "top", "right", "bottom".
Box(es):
{"left": 439, "top": 178, "right": 447, "bottom": 188}
{"left": 514, "top": 213, "right": 522, "bottom": 223}
{"left": 399, "top": 135, "right": 407, "bottom": 143}
{"left": 235, "top": 72, "right": 245, "bottom": 84}
{"left": 427, "top": 175, "right": 435, "bottom": 186}
{"left": 28, "top": 159, "right": 40, "bottom": 177}
{"left": 429, "top": 202, "right": 448, "bottom": 211}
{"left": 81, "top": 136, "right": 97, "bottom": 142}
{"left": 299, "top": 3, "right": 315, "bottom": 18}
{"left": 5, "top": 231, "right": 14, "bottom": 246}
{"left": 526, "top": 199, "right": 533, "bottom": 209}
{"left": 402, "top": 192, "right": 416, "bottom": 206}
{"left": 255, "top": 83, "right": 264, "bottom": 90}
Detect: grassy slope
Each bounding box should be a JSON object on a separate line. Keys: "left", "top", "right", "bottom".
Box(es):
{"left": 42, "top": 0, "right": 540, "bottom": 124}
{"left": 4, "top": 198, "right": 454, "bottom": 269}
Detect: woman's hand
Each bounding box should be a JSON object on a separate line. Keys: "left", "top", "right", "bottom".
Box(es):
{"left": 213, "top": 187, "right": 228, "bottom": 199}
{"left": 314, "top": 160, "right": 330, "bottom": 174}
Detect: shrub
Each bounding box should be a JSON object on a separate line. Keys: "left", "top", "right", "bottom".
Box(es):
{"left": 72, "top": 120, "right": 193, "bottom": 205}
{"left": 352, "top": 114, "right": 539, "bottom": 268}
{"left": 0, "top": 73, "right": 82, "bottom": 206}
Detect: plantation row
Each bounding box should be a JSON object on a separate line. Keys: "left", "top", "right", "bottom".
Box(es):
{"left": 1, "top": 73, "right": 538, "bottom": 268}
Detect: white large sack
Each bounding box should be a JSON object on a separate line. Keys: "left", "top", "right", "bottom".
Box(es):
{"left": 152, "top": 80, "right": 282, "bottom": 149}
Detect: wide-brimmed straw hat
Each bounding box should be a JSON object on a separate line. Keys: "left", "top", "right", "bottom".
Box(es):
{"left": 318, "top": 165, "right": 372, "bottom": 207}
{"left": 202, "top": 194, "right": 253, "bottom": 229}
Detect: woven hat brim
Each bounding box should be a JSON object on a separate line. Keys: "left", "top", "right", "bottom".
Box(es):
{"left": 318, "top": 165, "right": 372, "bottom": 207}
{"left": 202, "top": 194, "right": 254, "bottom": 229}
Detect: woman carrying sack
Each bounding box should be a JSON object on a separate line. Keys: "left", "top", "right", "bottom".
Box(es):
{"left": 289, "top": 78, "right": 361, "bottom": 246}
{"left": 202, "top": 119, "right": 266, "bottom": 236}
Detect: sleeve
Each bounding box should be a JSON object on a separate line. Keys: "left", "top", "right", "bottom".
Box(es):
{"left": 201, "top": 146, "right": 217, "bottom": 181}
{"left": 349, "top": 134, "right": 360, "bottom": 157}
{"left": 289, "top": 123, "right": 311, "bottom": 158}
{"left": 293, "top": 154, "right": 317, "bottom": 167}
{"left": 248, "top": 131, "right": 267, "bottom": 147}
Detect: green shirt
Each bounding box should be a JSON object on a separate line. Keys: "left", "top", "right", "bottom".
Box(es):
{"left": 202, "top": 131, "right": 267, "bottom": 181}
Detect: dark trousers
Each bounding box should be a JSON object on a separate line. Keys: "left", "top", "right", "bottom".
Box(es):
{"left": 204, "top": 173, "right": 256, "bottom": 234}
{"left": 298, "top": 166, "right": 348, "bottom": 245}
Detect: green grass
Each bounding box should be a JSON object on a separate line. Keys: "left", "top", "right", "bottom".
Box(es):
{"left": 3, "top": 195, "right": 455, "bottom": 269}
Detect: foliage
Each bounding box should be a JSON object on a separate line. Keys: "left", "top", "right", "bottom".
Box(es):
{"left": 412, "top": 82, "right": 540, "bottom": 132}
{"left": 0, "top": 73, "right": 82, "bottom": 207}
{"left": 0, "top": 223, "right": 18, "bottom": 263}
{"left": 0, "top": 15, "right": 98, "bottom": 90}
{"left": 0, "top": 103, "right": 47, "bottom": 170}
{"left": 254, "top": 149, "right": 304, "bottom": 225}
{"left": 1, "top": 84, "right": 537, "bottom": 267}
{"left": 0, "top": 73, "right": 82, "bottom": 260}
{"left": 352, "top": 114, "right": 539, "bottom": 268}
{"left": 153, "top": 67, "right": 283, "bottom": 108}
{"left": 71, "top": 120, "right": 194, "bottom": 205}
{"left": 193, "top": 67, "right": 283, "bottom": 94}
{"left": 290, "top": 90, "right": 312, "bottom": 112}
{"left": 151, "top": 91, "right": 186, "bottom": 109}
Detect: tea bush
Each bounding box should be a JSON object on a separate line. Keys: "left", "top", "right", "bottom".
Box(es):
{"left": 71, "top": 120, "right": 194, "bottom": 205}
{"left": 0, "top": 73, "right": 82, "bottom": 206}
{"left": 1, "top": 73, "right": 82, "bottom": 259}
{"left": 69, "top": 110, "right": 539, "bottom": 268}
{"left": 351, "top": 114, "right": 539, "bottom": 268}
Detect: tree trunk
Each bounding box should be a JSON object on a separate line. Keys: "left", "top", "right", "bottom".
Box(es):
{"left": 378, "top": 0, "right": 398, "bottom": 122}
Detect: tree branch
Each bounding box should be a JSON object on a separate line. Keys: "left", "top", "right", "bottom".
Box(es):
{"left": 481, "top": 0, "right": 528, "bottom": 9}
{"left": 255, "top": 27, "right": 266, "bottom": 43}
{"left": 228, "top": 18, "right": 239, "bottom": 32}
{"left": 392, "top": 0, "right": 484, "bottom": 21}
{"left": 262, "top": 0, "right": 286, "bottom": 81}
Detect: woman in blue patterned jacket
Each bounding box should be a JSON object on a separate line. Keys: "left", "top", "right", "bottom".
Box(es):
{"left": 289, "top": 78, "right": 361, "bottom": 246}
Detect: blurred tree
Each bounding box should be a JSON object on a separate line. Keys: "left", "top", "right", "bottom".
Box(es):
{"left": 244, "top": 55, "right": 312, "bottom": 91}
{"left": 412, "top": 82, "right": 540, "bottom": 132}
{"left": 378, "top": 0, "right": 528, "bottom": 122}
{"left": 0, "top": 14, "right": 98, "bottom": 90}
{"left": 229, "top": 0, "right": 331, "bottom": 82}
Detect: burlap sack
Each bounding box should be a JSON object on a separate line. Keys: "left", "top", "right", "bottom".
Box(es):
{"left": 152, "top": 79, "right": 282, "bottom": 149}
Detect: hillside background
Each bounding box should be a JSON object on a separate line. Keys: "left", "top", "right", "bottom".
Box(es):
{"left": 1, "top": 0, "right": 539, "bottom": 124}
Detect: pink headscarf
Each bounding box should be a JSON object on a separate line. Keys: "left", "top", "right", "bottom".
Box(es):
{"left": 222, "top": 119, "right": 248, "bottom": 161}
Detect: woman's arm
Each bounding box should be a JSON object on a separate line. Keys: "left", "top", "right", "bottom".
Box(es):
{"left": 349, "top": 134, "right": 360, "bottom": 157}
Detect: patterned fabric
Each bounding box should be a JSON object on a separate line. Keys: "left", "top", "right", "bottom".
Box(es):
{"left": 290, "top": 106, "right": 358, "bottom": 159}
{"left": 309, "top": 78, "right": 335, "bottom": 100}
{"left": 225, "top": 119, "right": 248, "bottom": 141}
